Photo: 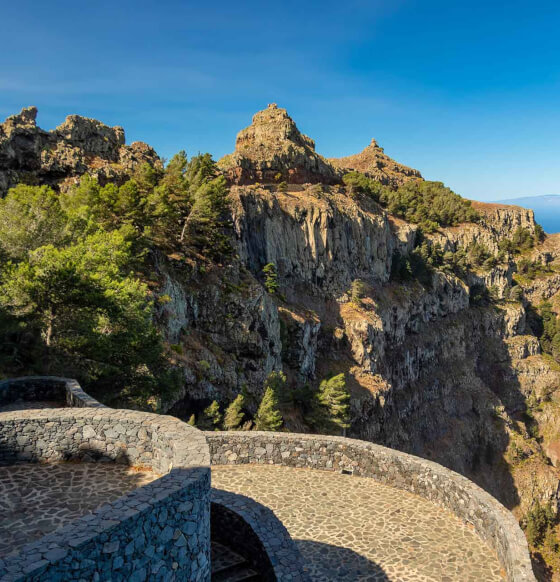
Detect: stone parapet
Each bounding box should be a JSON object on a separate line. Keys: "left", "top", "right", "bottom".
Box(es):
{"left": 211, "top": 489, "right": 309, "bottom": 581}
{"left": 206, "top": 431, "right": 536, "bottom": 582}
{"left": 0, "top": 408, "right": 211, "bottom": 581}
{"left": 0, "top": 376, "right": 105, "bottom": 409}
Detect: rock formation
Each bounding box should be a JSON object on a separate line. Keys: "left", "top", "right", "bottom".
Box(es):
{"left": 330, "top": 138, "right": 423, "bottom": 188}
{"left": 2, "top": 102, "right": 560, "bottom": 573}
{"left": 0, "top": 106, "right": 161, "bottom": 195}
{"left": 217, "top": 104, "right": 340, "bottom": 185}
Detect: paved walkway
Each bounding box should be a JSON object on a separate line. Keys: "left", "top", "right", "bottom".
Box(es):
{"left": 212, "top": 465, "right": 505, "bottom": 582}
{"left": 0, "top": 463, "right": 158, "bottom": 557}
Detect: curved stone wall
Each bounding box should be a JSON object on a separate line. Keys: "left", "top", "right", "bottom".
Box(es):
{"left": 0, "top": 376, "right": 105, "bottom": 409}
{"left": 0, "top": 408, "right": 211, "bottom": 581}
{"left": 211, "top": 489, "right": 309, "bottom": 581}
{"left": 207, "top": 431, "right": 536, "bottom": 582}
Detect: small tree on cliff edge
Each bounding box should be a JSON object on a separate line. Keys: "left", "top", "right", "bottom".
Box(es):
{"left": 262, "top": 263, "right": 279, "bottom": 294}
{"left": 255, "top": 386, "right": 283, "bottom": 431}
{"left": 223, "top": 394, "right": 245, "bottom": 430}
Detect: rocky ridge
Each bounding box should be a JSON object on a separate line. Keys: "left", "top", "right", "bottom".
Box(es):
{"left": 2, "top": 103, "right": 560, "bottom": 575}
{"left": 0, "top": 106, "right": 160, "bottom": 195}
{"left": 330, "top": 138, "right": 423, "bottom": 188}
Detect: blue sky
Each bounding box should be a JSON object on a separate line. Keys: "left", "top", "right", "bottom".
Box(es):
{"left": 1, "top": 0, "right": 559, "bottom": 201}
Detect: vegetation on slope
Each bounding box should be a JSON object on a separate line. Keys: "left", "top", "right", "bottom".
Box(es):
{"left": 343, "top": 171, "right": 479, "bottom": 232}
{"left": 0, "top": 153, "right": 230, "bottom": 407}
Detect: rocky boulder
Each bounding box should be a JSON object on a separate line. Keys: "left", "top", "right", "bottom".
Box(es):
{"left": 217, "top": 104, "right": 341, "bottom": 185}
{"left": 329, "top": 138, "right": 423, "bottom": 188}
{"left": 0, "top": 106, "right": 161, "bottom": 195}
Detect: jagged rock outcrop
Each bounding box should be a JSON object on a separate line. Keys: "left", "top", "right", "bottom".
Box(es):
{"left": 329, "top": 138, "right": 423, "bottom": 188}
{"left": 0, "top": 106, "right": 160, "bottom": 195}
{"left": 218, "top": 104, "right": 340, "bottom": 185}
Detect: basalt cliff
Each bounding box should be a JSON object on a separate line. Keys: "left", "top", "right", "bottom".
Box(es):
{"left": 2, "top": 104, "right": 560, "bottom": 578}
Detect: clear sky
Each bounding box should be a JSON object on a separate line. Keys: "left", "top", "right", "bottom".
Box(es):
{"left": 2, "top": 0, "right": 559, "bottom": 201}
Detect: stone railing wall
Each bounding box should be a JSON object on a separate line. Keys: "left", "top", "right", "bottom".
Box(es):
{"left": 0, "top": 376, "right": 105, "bottom": 408}
{"left": 211, "top": 489, "right": 309, "bottom": 581}
{"left": 0, "top": 408, "right": 211, "bottom": 581}
{"left": 207, "top": 432, "right": 536, "bottom": 582}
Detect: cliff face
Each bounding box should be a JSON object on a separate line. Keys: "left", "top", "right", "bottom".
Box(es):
{"left": 2, "top": 103, "right": 559, "bottom": 550}
{"left": 433, "top": 201, "right": 537, "bottom": 254}
{"left": 154, "top": 178, "right": 560, "bottom": 524}
{"left": 0, "top": 107, "right": 160, "bottom": 195}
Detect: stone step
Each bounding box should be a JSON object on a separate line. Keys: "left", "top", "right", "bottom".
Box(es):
{"left": 213, "top": 564, "right": 260, "bottom": 582}
{"left": 211, "top": 541, "right": 261, "bottom": 581}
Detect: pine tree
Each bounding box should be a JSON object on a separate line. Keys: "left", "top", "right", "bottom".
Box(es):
{"left": 255, "top": 387, "right": 283, "bottom": 431}
{"left": 185, "top": 176, "right": 231, "bottom": 259}
{"left": 223, "top": 394, "right": 245, "bottom": 430}
{"left": 200, "top": 400, "right": 222, "bottom": 430}
{"left": 187, "top": 414, "right": 196, "bottom": 426}
{"left": 265, "top": 370, "right": 290, "bottom": 407}
{"left": 315, "top": 373, "right": 351, "bottom": 435}
{"left": 262, "top": 263, "right": 279, "bottom": 294}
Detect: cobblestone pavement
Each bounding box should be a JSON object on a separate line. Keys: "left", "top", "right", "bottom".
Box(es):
{"left": 212, "top": 465, "right": 505, "bottom": 581}
{"left": 0, "top": 462, "right": 158, "bottom": 557}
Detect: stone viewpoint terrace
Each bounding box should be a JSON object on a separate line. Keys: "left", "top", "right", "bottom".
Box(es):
{"left": 0, "top": 376, "right": 536, "bottom": 581}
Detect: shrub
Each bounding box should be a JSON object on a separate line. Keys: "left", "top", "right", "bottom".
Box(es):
{"left": 380, "top": 180, "right": 479, "bottom": 231}
{"left": 525, "top": 502, "right": 555, "bottom": 547}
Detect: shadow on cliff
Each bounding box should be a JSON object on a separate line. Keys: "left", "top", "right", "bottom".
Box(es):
{"left": 307, "top": 281, "right": 525, "bottom": 512}
{"left": 295, "top": 540, "right": 390, "bottom": 581}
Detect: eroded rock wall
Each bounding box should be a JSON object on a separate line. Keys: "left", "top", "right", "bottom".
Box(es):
{"left": 0, "top": 107, "right": 161, "bottom": 195}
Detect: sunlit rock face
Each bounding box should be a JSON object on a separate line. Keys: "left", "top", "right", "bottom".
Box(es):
{"left": 330, "top": 138, "right": 423, "bottom": 189}
{"left": 218, "top": 103, "right": 341, "bottom": 185}
{"left": 0, "top": 106, "right": 161, "bottom": 195}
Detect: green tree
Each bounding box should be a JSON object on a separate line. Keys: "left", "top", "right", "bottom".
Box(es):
{"left": 263, "top": 263, "right": 279, "bottom": 294}
{"left": 313, "top": 373, "right": 351, "bottom": 435}
{"left": 223, "top": 394, "right": 246, "bottom": 430}
{"left": 0, "top": 185, "right": 68, "bottom": 259}
{"left": 343, "top": 172, "right": 384, "bottom": 202}
{"left": 265, "top": 370, "right": 290, "bottom": 407}
{"left": 350, "top": 279, "right": 366, "bottom": 306}
{"left": 0, "top": 229, "right": 175, "bottom": 406}
{"left": 255, "top": 386, "right": 283, "bottom": 431}
{"left": 200, "top": 400, "right": 222, "bottom": 430}
{"left": 378, "top": 179, "right": 479, "bottom": 231}
{"left": 185, "top": 176, "right": 231, "bottom": 259}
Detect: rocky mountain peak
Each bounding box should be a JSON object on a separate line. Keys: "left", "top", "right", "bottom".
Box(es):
{"left": 53, "top": 115, "right": 125, "bottom": 157}
{"left": 218, "top": 104, "right": 340, "bottom": 185}
{"left": 0, "top": 107, "right": 160, "bottom": 195}
{"left": 330, "top": 138, "right": 423, "bottom": 189}
{"left": 1, "top": 107, "right": 39, "bottom": 137}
